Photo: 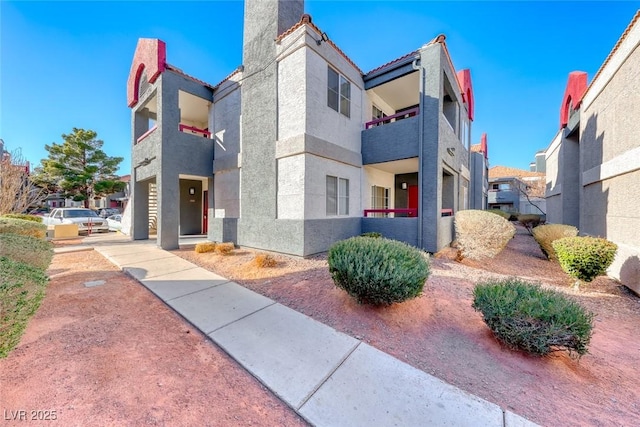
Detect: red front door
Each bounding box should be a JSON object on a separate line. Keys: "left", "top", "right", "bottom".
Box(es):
{"left": 202, "top": 191, "right": 208, "bottom": 234}
{"left": 408, "top": 185, "right": 418, "bottom": 217}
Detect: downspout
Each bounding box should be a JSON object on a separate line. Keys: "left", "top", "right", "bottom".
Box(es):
{"left": 413, "top": 57, "right": 424, "bottom": 249}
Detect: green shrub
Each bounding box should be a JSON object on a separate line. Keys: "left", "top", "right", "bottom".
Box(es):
{"left": 473, "top": 278, "right": 594, "bottom": 357}
{"left": 553, "top": 236, "right": 618, "bottom": 282}
{"left": 328, "top": 237, "right": 430, "bottom": 305}
{"left": 0, "top": 256, "right": 49, "bottom": 358}
{"left": 454, "top": 210, "right": 516, "bottom": 260}
{"left": 360, "top": 232, "right": 382, "bottom": 238}
{"left": 0, "top": 233, "right": 53, "bottom": 271}
{"left": 532, "top": 224, "right": 578, "bottom": 261}
{"left": 487, "top": 209, "right": 510, "bottom": 220}
{"left": 517, "top": 214, "right": 543, "bottom": 234}
{"left": 1, "top": 214, "right": 43, "bottom": 223}
{"left": 0, "top": 218, "right": 47, "bottom": 239}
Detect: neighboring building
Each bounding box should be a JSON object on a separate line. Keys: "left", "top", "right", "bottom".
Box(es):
{"left": 544, "top": 11, "right": 640, "bottom": 294}
{"left": 488, "top": 166, "right": 546, "bottom": 215}
{"left": 469, "top": 133, "right": 489, "bottom": 210}
{"left": 127, "top": 0, "right": 476, "bottom": 255}
{"left": 529, "top": 150, "right": 546, "bottom": 173}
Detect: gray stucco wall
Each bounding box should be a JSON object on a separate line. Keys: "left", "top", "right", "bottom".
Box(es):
{"left": 362, "top": 117, "right": 419, "bottom": 164}
{"left": 470, "top": 152, "right": 486, "bottom": 210}
{"left": 418, "top": 42, "right": 470, "bottom": 252}
{"left": 131, "top": 70, "right": 214, "bottom": 250}
{"left": 361, "top": 217, "right": 419, "bottom": 247}
{"left": 238, "top": 0, "right": 305, "bottom": 254}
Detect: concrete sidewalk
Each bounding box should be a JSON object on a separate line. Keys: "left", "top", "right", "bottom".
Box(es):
{"left": 60, "top": 238, "right": 538, "bottom": 427}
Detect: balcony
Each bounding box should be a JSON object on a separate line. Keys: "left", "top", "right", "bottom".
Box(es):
{"left": 362, "top": 115, "right": 419, "bottom": 164}
{"left": 365, "top": 107, "right": 419, "bottom": 129}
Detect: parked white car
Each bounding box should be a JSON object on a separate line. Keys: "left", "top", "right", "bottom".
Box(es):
{"left": 106, "top": 214, "right": 122, "bottom": 232}
{"left": 42, "top": 208, "right": 109, "bottom": 234}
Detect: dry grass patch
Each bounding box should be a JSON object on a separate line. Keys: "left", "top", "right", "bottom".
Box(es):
{"left": 195, "top": 242, "right": 217, "bottom": 253}
{"left": 252, "top": 253, "right": 278, "bottom": 268}
{"left": 215, "top": 242, "right": 235, "bottom": 255}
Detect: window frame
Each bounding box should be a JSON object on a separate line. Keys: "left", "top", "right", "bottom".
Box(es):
{"left": 326, "top": 175, "right": 350, "bottom": 216}
{"left": 327, "top": 67, "right": 351, "bottom": 118}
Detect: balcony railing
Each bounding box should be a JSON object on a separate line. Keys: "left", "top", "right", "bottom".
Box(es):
{"left": 136, "top": 125, "right": 158, "bottom": 144}
{"left": 363, "top": 208, "right": 454, "bottom": 217}
{"left": 179, "top": 124, "right": 211, "bottom": 138}
{"left": 364, "top": 107, "right": 419, "bottom": 129}
{"left": 364, "top": 208, "right": 418, "bottom": 217}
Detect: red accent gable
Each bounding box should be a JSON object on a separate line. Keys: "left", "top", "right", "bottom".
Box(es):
{"left": 480, "top": 133, "right": 488, "bottom": 159}
{"left": 456, "top": 69, "right": 474, "bottom": 121}
{"left": 127, "top": 39, "right": 167, "bottom": 107}
{"left": 559, "top": 71, "right": 588, "bottom": 128}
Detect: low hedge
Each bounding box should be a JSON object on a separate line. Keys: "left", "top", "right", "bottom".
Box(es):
{"left": 553, "top": 236, "right": 618, "bottom": 282}
{"left": 1, "top": 214, "right": 43, "bottom": 223}
{"left": 328, "top": 236, "right": 429, "bottom": 305}
{"left": 532, "top": 224, "right": 578, "bottom": 261}
{"left": 455, "top": 210, "right": 515, "bottom": 260}
{"left": 487, "top": 209, "right": 510, "bottom": 220}
{"left": 0, "top": 233, "right": 53, "bottom": 271}
{"left": 0, "top": 256, "right": 49, "bottom": 358}
{"left": 473, "top": 278, "right": 594, "bottom": 357}
{"left": 0, "top": 217, "right": 47, "bottom": 239}
{"left": 195, "top": 242, "right": 217, "bottom": 253}
{"left": 517, "top": 214, "right": 544, "bottom": 234}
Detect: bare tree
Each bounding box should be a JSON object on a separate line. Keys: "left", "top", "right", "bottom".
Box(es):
{"left": 0, "top": 148, "right": 46, "bottom": 215}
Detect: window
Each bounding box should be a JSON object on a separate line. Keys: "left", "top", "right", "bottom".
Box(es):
{"left": 326, "top": 175, "right": 349, "bottom": 216}
{"left": 328, "top": 67, "right": 351, "bottom": 118}
{"left": 371, "top": 185, "right": 390, "bottom": 217}
{"left": 492, "top": 183, "right": 511, "bottom": 191}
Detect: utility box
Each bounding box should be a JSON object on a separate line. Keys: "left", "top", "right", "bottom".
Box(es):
{"left": 53, "top": 224, "right": 79, "bottom": 238}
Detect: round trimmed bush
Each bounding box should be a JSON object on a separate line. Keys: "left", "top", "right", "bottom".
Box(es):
{"left": 552, "top": 236, "right": 617, "bottom": 282}
{"left": 454, "top": 210, "right": 516, "bottom": 260}
{"left": 328, "top": 237, "right": 430, "bottom": 305}
{"left": 532, "top": 224, "right": 578, "bottom": 261}
{"left": 473, "top": 278, "right": 594, "bottom": 357}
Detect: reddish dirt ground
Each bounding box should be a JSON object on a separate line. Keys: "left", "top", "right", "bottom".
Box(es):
{"left": 172, "top": 226, "right": 640, "bottom": 427}
{"left": 0, "top": 250, "right": 307, "bottom": 427}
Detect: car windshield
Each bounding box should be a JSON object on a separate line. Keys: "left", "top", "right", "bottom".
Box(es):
{"left": 62, "top": 209, "right": 99, "bottom": 218}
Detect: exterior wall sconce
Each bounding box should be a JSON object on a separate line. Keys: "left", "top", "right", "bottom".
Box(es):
{"left": 447, "top": 147, "right": 456, "bottom": 156}
{"left": 401, "top": 182, "right": 408, "bottom": 190}
{"left": 316, "top": 32, "right": 329, "bottom": 46}
{"left": 189, "top": 187, "right": 196, "bottom": 195}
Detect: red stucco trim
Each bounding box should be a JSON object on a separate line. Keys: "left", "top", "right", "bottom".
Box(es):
{"left": 480, "top": 133, "right": 488, "bottom": 159}
{"left": 457, "top": 69, "right": 474, "bottom": 121}
{"left": 559, "top": 71, "right": 588, "bottom": 128}
{"left": 127, "top": 39, "right": 167, "bottom": 107}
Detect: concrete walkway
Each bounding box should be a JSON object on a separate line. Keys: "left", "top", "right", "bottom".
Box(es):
{"left": 57, "top": 236, "right": 538, "bottom": 427}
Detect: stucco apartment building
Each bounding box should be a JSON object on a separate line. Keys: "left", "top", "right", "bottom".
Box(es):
{"left": 488, "top": 166, "right": 546, "bottom": 216}
{"left": 545, "top": 10, "right": 640, "bottom": 294}
{"left": 126, "top": 0, "right": 475, "bottom": 256}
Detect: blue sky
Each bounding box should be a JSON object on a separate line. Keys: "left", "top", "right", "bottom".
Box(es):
{"left": 1, "top": 1, "right": 639, "bottom": 176}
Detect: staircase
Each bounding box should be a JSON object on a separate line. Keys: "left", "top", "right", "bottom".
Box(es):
{"left": 149, "top": 183, "right": 157, "bottom": 233}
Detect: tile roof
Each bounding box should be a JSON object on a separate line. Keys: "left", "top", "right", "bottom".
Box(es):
{"left": 212, "top": 66, "right": 243, "bottom": 90}
{"left": 365, "top": 50, "right": 419, "bottom": 75}
{"left": 165, "top": 63, "right": 215, "bottom": 89}
{"left": 470, "top": 144, "right": 483, "bottom": 153}
{"left": 276, "top": 14, "right": 363, "bottom": 74}
{"left": 488, "top": 166, "right": 544, "bottom": 179}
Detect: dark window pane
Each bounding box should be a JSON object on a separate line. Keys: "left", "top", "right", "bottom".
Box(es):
{"left": 326, "top": 176, "right": 337, "bottom": 215}
{"left": 328, "top": 88, "right": 339, "bottom": 111}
